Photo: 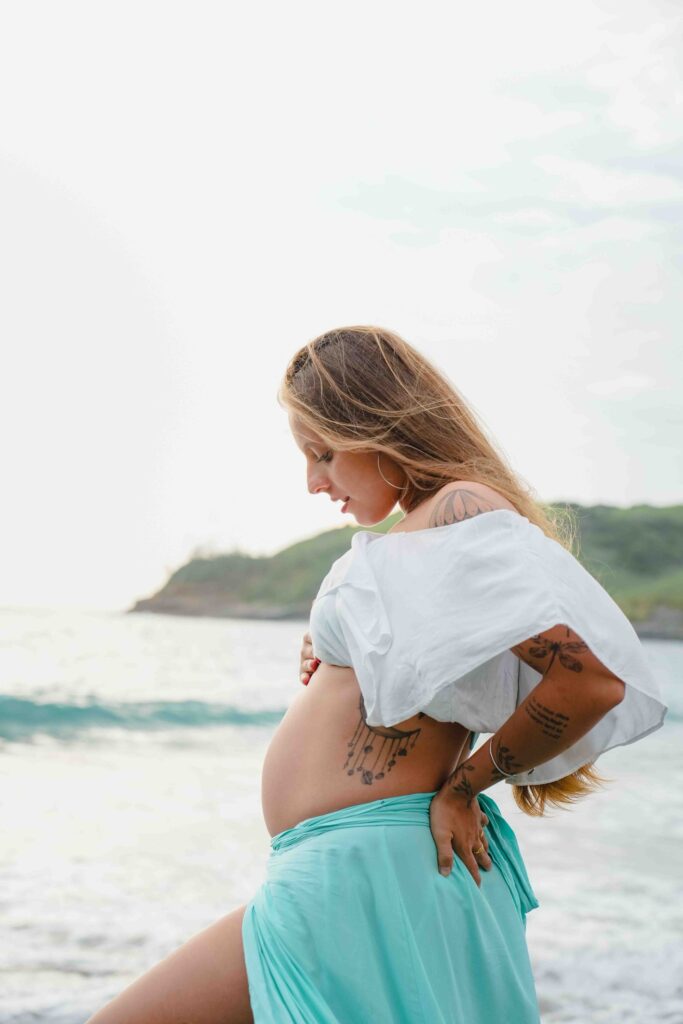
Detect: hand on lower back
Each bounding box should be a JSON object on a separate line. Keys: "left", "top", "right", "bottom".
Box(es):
{"left": 429, "top": 788, "right": 492, "bottom": 885}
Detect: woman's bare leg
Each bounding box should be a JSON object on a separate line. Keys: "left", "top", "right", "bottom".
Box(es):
{"left": 85, "top": 903, "right": 253, "bottom": 1024}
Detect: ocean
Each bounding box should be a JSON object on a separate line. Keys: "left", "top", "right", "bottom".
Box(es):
{"left": 1, "top": 606, "right": 681, "bottom": 1023}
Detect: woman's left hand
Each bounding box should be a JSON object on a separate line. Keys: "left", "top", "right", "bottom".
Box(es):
{"left": 299, "top": 631, "right": 321, "bottom": 686}
{"left": 429, "top": 787, "right": 492, "bottom": 886}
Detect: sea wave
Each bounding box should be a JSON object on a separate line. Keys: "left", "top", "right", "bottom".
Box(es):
{"left": 0, "top": 694, "right": 285, "bottom": 741}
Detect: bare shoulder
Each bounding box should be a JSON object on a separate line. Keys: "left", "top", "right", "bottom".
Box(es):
{"left": 425, "top": 480, "right": 520, "bottom": 528}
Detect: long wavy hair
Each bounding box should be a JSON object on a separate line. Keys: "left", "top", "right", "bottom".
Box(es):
{"left": 278, "top": 325, "right": 611, "bottom": 817}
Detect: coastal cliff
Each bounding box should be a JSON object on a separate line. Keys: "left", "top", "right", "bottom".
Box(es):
{"left": 128, "top": 503, "right": 683, "bottom": 640}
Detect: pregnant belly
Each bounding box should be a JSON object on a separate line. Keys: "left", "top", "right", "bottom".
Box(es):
{"left": 260, "top": 661, "right": 472, "bottom": 837}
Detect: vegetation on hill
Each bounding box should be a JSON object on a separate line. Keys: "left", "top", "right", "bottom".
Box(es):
{"left": 128, "top": 504, "right": 683, "bottom": 639}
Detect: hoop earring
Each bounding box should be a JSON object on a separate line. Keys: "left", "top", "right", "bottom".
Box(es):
{"left": 376, "top": 453, "right": 404, "bottom": 490}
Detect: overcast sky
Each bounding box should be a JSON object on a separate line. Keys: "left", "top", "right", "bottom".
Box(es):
{"left": 2, "top": 0, "right": 681, "bottom": 612}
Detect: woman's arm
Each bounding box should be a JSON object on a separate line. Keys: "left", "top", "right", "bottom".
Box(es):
{"left": 429, "top": 623, "right": 626, "bottom": 883}
{"left": 444, "top": 623, "right": 626, "bottom": 807}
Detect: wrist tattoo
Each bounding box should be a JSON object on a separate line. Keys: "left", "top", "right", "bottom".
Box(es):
{"left": 491, "top": 740, "right": 526, "bottom": 777}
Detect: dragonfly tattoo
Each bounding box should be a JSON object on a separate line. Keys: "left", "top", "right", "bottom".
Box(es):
{"left": 512, "top": 625, "right": 589, "bottom": 676}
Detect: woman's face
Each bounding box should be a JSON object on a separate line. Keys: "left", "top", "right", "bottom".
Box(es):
{"left": 287, "top": 411, "right": 406, "bottom": 526}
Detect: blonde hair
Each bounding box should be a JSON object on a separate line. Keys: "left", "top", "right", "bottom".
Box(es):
{"left": 278, "top": 325, "right": 611, "bottom": 817}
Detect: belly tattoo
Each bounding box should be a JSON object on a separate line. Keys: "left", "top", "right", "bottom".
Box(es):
{"left": 343, "top": 694, "right": 426, "bottom": 785}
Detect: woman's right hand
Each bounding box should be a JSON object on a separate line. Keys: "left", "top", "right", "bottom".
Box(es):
{"left": 300, "top": 631, "right": 321, "bottom": 685}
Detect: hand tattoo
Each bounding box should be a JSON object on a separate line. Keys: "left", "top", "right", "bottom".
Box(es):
{"left": 446, "top": 762, "right": 477, "bottom": 808}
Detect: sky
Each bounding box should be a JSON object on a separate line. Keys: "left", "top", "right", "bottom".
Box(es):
{"left": 2, "top": 0, "right": 681, "bottom": 612}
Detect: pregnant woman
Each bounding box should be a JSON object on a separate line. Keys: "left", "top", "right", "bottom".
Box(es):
{"left": 87, "top": 326, "right": 667, "bottom": 1023}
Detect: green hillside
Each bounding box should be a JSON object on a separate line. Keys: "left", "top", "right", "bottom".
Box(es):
{"left": 567, "top": 504, "right": 683, "bottom": 626}
{"left": 128, "top": 504, "right": 683, "bottom": 639}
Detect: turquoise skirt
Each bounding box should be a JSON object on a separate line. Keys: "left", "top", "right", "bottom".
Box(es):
{"left": 242, "top": 790, "right": 541, "bottom": 1023}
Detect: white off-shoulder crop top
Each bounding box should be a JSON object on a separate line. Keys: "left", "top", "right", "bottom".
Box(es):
{"left": 308, "top": 509, "right": 668, "bottom": 786}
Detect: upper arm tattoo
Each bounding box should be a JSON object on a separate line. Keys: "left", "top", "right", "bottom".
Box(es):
{"left": 511, "top": 624, "right": 590, "bottom": 677}
{"left": 511, "top": 623, "right": 626, "bottom": 703}
{"left": 511, "top": 624, "right": 623, "bottom": 681}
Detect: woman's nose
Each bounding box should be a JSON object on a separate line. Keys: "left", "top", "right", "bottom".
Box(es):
{"left": 307, "top": 469, "right": 330, "bottom": 496}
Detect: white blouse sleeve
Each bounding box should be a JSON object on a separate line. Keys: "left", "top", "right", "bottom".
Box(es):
{"left": 327, "top": 509, "right": 668, "bottom": 786}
